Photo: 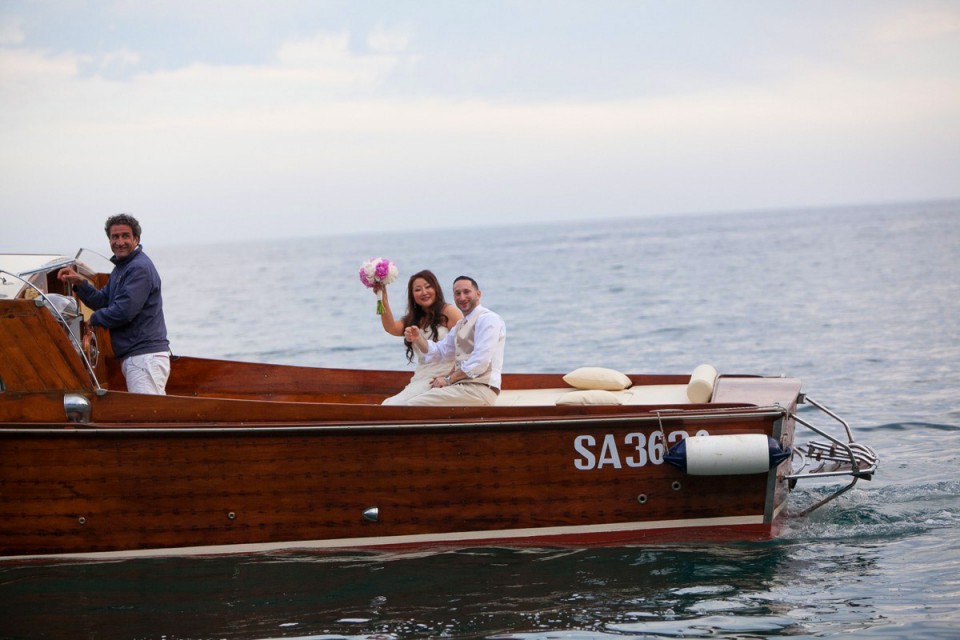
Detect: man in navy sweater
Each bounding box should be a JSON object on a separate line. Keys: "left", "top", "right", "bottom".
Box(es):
{"left": 58, "top": 214, "right": 171, "bottom": 394}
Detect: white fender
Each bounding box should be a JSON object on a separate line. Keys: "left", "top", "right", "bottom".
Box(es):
{"left": 666, "top": 434, "right": 789, "bottom": 475}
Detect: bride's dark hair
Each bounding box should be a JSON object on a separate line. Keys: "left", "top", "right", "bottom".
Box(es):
{"left": 401, "top": 270, "right": 449, "bottom": 363}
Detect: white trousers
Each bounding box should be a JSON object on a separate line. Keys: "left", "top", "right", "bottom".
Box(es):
{"left": 121, "top": 352, "right": 171, "bottom": 395}
{"left": 404, "top": 383, "right": 498, "bottom": 406}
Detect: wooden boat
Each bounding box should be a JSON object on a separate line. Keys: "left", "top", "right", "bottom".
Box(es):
{"left": 0, "top": 253, "right": 878, "bottom": 560}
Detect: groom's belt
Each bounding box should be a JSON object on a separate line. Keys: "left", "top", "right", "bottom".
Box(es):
{"left": 457, "top": 380, "right": 500, "bottom": 395}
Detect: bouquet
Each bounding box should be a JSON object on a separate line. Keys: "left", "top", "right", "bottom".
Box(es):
{"left": 359, "top": 257, "right": 399, "bottom": 314}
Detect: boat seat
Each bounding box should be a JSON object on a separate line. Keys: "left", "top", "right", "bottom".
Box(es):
{"left": 495, "top": 384, "right": 692, "bottom": 406}
{"left": 495, "top": 364, "right": 718, "bottom": 407}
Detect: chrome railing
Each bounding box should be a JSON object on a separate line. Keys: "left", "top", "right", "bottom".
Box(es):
{"left": 786, "top": 394, "right": 879, "bottom": 515}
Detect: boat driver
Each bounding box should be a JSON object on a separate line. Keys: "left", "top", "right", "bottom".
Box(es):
{"left": 58, "top": 214, "right": 171, "bottom": 395}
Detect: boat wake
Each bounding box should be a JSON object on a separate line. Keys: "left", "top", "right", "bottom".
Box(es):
{"left": 780, "top": 480, "right": 960, "bottom": 542}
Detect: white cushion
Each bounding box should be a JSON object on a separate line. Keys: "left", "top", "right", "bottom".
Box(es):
{"left": 556, "top": 389, "right": 624, "bottom": 405}
{"left": 563, "top": 367, "right": 633, "bottom": 391}
{"left": 687, "top": 364, "right": 718, "bottom": 403}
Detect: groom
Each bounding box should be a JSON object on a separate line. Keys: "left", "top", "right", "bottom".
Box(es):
{"left": 403, "top": 275, "right": 506, "bottom": 406}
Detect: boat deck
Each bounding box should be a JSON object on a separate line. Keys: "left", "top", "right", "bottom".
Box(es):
{"left": 496, "top": 385, "right": 691, "bottom": 406}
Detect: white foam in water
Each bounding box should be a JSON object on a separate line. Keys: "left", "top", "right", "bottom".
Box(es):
{"left": 257, "top": 633, "right": 397, "bottom": 640}
{"left": 671, "top": 584, "right": 735, "bottom": 595}
{"left": 488, "top": 633, "right": 623, "bottom": 640}
{"left": 608, "top": 614, "right": 795, "bottom": 636}
{"left": 688, "top": 599, "right": 750, "bottom": 613}
{"left": 254, "top": 635, "right": 397, "bottom": 640}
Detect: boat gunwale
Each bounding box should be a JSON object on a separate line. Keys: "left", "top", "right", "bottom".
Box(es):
{"left": 0, "top": 405, "right": 789, "bottom": 434}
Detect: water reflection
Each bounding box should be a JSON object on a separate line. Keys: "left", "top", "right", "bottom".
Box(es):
{"left": 2, "top": 544, "right": 803, "bottom": 639}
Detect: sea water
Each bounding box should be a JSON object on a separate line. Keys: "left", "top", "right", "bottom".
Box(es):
{"left": 2, "top": 200, "right": 959, "bottom": 639}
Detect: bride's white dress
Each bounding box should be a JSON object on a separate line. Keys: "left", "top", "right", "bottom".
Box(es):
{"left": 381, "top": 325, "right": 452, "bottom": 405}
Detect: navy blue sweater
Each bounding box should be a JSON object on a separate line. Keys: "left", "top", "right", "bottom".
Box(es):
{"left": 76, "top": 245, "right": 169, "bottom": 359}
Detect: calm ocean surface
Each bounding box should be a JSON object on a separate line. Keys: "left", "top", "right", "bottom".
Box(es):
{"left": 3, "top": 201, "right": 959, "bottom": 639}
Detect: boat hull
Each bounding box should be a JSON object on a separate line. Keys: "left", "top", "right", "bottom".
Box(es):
{"left": 1, "top": 408, "right": 790, "bottom": 559}
{"left": 0, "top": 285, "right": 802, "bottom": 560}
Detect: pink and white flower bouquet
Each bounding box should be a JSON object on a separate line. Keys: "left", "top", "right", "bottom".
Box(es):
{"left": 359, "top": 257, "right": 399, "bottom": 314}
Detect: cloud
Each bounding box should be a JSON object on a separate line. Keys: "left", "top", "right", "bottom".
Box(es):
{"left": 1, "top": 9, "right": 958, "bottom": 251}
{"left": 367, "top": 24, "right": 412, "bottom": 54}
{"left": 100, "top": 47, "right": 141, "bottom": 73}
{"left": 6, "top": 34, "right": 953, "bottom": 139}
{"left": 871, "top": 4, "right": 960, "bottom": 43}
{"left": 0, "top": 47, "right": 82, "bottom": 84}
{"left": 0, "top": 16, "right": 24, "bottom": 46}
{"left": 2, "top": 28, "right": 958, "bottom": 208}
{"left": 273, "top": 30, "right": 403, "bottom": 89}
{"left": 276, "top": 31, "right": 352, "bottom": 67}
{"left": 0, "top": 27, "right": 418, "bottom": 133}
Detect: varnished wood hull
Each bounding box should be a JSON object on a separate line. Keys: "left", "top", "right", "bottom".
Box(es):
{"left": 2, "top": 409, "right": 790, "bottom": 558}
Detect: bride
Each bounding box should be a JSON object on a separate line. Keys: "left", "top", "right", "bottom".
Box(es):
{"left": 375, "top": 270, "right": 463, "bottom": 405}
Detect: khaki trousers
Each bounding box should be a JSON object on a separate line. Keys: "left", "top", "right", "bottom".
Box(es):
{"left": 404, "top": 382, "right": 498, "bottom": 406}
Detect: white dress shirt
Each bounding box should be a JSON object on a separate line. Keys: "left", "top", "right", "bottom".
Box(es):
{"left": 423, "top": 305, "right": 506, "bottom": 390}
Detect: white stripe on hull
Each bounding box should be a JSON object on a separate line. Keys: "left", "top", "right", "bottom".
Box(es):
{"left": 3, "top": 514, "right": 768, "bottom": 562}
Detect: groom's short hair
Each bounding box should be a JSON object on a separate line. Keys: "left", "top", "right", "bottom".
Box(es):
{"left": 453, "top": 275, "right": 479, "bottom": 290}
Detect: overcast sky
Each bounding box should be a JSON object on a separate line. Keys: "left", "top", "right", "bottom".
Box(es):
{"left": 2, "top": 0, "right": 959, "bottom": 251}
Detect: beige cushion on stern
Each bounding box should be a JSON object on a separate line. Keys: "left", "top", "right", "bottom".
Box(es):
{"left": 563, "top": 367, "right": 633, "bottom": 391}
{"left": 687, "top": 364, "right": 718, "bottom": 403}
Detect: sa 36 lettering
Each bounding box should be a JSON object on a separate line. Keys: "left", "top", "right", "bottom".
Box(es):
{"left": 573, "top": 430, "right": 708, "bottom": 470}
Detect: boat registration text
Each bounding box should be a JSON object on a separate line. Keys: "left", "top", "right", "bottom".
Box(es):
{"left": 574, "top": 429, "right": 709, "bottom": 471}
